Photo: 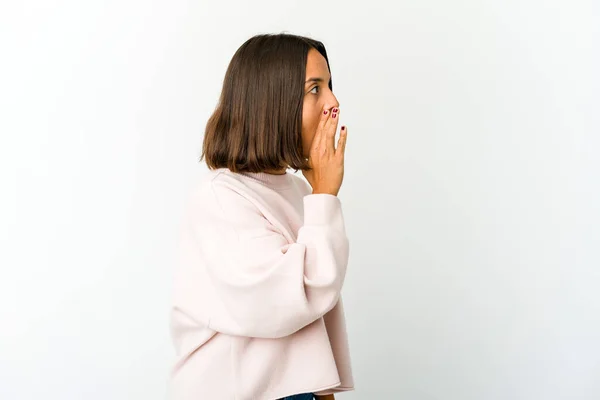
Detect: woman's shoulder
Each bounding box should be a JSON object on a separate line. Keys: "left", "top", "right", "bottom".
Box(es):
{"left": 182, "top": 169, "right": 254, "bottom": 224}
{"left": 189, "top": 168, "right": 276, "bottom": 206}
{"left": 205, "top": 168, "right": 311, "bottom": 193}
{"left": 188, "top": 168, "right": 312, "bottom": 210}
{"left": 188, "top": 168, "right": 242, "bottom": 201}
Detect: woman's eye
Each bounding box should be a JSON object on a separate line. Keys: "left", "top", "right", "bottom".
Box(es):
{"left": 310, "top": 86, "right": 319, "bottom": 94}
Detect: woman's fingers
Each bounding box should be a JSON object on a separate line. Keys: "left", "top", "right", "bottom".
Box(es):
{"left": 336, "top": 125, "right": 347, "bottom": 157}
{"left": 304, "top": 107, "right": 346, "bottom": 196}
{"left": 325, "top": 107, "right": 339, "bottom": 151}
{"left": 312, "top": 107, "right": 331, "bottom": 155}
{"left": 311, "top": 106, "right": 340, "bottom": 156}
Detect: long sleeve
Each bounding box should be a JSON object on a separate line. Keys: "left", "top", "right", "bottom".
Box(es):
{"left": 184, "top": 179, "right": 350, "bottom": 339}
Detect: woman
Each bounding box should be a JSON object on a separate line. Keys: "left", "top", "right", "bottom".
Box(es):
{"left": 169, "top": 33, "right": 354, "bottom": 400}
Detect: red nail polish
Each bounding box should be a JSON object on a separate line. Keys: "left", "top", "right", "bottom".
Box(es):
{"left": 332, "top": 113, "right": 337, "bottom": 118}
{"left": 324, "top": 110, "right": 328, "bottom": 114}
{"left": 341, "top": 126, "right": 345, "bottom": 130}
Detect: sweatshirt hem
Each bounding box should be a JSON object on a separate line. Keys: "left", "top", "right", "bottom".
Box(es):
{"left": 314, "top": 385, "right": 355, "bottom": 395}
{"left": 271, "top": 381, "right": 342, "bottom": 400}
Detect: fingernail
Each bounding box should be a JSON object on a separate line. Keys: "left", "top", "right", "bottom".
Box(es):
{"left": 323, "top": 110, "right": 328, "bottom": 115}
{"left": 333, "top": 108, "right": 338, "bottom": 113}
{"left": 341, "top": 126, "right": 345, "bottom": 130}
{"left": 332, "top": 113, "right": 337, "bottom": 118}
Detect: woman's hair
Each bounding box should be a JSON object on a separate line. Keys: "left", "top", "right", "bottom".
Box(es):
{"left": 200, "top": 33, "right": 333, "bottom": 173}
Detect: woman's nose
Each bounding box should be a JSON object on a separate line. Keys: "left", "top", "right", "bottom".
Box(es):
{"left": 331, "top": 95, "right": 340, "bottom": 109}
{"left": 325, "top": 99, "right": 340, "bottom": 111}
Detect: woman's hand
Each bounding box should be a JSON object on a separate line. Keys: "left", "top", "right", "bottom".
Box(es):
{"left": 302, "top": 106, "right": 347, "bottom": 197}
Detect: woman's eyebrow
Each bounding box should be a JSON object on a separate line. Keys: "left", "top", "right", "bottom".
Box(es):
{"left": 305, "top": 76, "right": 331, "bottom": 84}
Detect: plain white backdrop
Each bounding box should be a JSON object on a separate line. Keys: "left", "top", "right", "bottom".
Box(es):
{"left": 1, "top": 0, "right": 599, "bottom": 399}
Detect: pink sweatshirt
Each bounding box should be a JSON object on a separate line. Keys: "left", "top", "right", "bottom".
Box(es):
{"left": 168, "top": 167, "right": 354, "bottom": 400}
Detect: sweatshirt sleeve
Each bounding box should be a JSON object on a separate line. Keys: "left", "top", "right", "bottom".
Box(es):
{"left": 185, "top": 179, "right": 350, "bottom": 339}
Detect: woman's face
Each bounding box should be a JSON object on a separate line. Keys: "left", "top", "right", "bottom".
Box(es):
{"left": 301, "top": 48, "right": 340, "bottom": 159}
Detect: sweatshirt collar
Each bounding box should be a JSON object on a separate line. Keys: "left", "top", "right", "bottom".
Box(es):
{"left": 222, "top": 168, "right": 294, "bottom": 189}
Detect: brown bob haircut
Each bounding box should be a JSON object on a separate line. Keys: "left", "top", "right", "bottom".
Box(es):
{"left": 200, "top": 33, "right": 333, "bottom": 173}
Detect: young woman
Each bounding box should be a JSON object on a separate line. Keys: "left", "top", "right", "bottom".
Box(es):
{"left": 169, "top": 33, "right": 354, "bottom": 400}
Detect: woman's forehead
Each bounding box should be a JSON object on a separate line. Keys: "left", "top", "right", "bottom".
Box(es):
{"left": 305, "top": 50, "right": 330, "bottom": 80}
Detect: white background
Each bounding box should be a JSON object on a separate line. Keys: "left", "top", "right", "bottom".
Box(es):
{"left": 1, "top": 1, "right": 599, "bottom": 399}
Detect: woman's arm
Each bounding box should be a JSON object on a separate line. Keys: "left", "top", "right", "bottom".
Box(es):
{"left": 181, "top": 180, "right": 350, "bottom": 339}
